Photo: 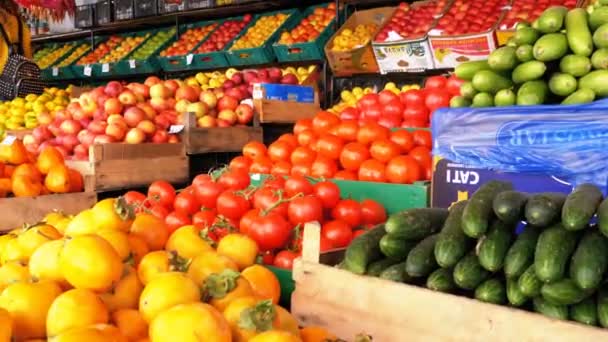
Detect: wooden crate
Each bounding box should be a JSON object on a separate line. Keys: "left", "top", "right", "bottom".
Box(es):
{"left": 5, "top": 129, "right": 33, "bottom": 140}
{"left": 0, "top": 192, "right": 97, "bottom": 232}
{"left": 253, "top": 90, "right": 320, "bottom": 124}
{"left": 180, "top": 113, "right": 263, "bottom": 154}
{"left": 66, "top": 143, "right": 188, "bottom": 192}
{"left": 291, "top": 224, "right": 608, "bottom": 342}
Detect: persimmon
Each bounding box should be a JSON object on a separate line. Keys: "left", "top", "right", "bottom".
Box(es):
{"left": 0, "top": 261, "right": 31, "bottom": 292}
{"left": 112, "top": 309, "right": 148, "bottom": 341}
{"left": 100, "top": 266, "right": 143, "bottom": 312}
{"left": 68, "top": 168, "right": 84, "bottom": 192}
{"left": 130, "top": 213, "right": 169, "bottom": 251}
{"left": 11, "top": 163, "right": 42, "bottom": 183}
{"left": 126, "top": 234, "right": 149, "bottom": 267}
{"left": 96, "top": 230, "right": 131, "bottom": 261}
{"left": 223, "top": 297, "right": 280, "bottom": 341}
{"left": 36, "top": 146, "right": 64, "bottom": 175}
{"left": 187, "top": 251, "right": 238, "bottom": 286}
{"left": 241, "top": 265, "right": 281, "bottom": 305}
{"left": 165, "top": 225, "right": 213, "bottom": 259}
{"left": 139, "top": 272, "right": 200, "bottom": 323}
{"left": 0, "top": 308, "right": 12, "bottom": 342}
{"left": 93, "top": 198, "right": 135, "bottom": 233}
{"left": 207, "top": 270, "right": 254, "bottom": 312}
{"left": 300, "top": 326, "right": 337, "bottom": 342}
{"left": 149, "top": 303, "right": 231, "bottom": 342}
{"left": 0, "top": 139, "right": 29, "bottom": 165}
{"left": 216, "top": 233, "right": 259, "bottom": 270}
{"left": 44, "top": 164, "right": 71, "bottom": 193}
{"left": 0, "top": 177, "right": 11, "bottom": 197}
{"left": 11, "top": 175, "right": 42, "bottom": 197}
{"left": 17, "top": 223, "right": 62, "bottom": 259}
{"left": 249, "top": 330, "right": 301, "bottom": 342}
{"left": 29, "top": 239, "right": 68, "bottom": 288}
{"left": 46, "top": 288, "right": 110, "bottom": 336}
{"left": 137, "top": 250, "right": 190, "bottom": 286}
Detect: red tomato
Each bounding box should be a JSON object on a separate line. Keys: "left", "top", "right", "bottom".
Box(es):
{"left": 378, "top": 90, "right": 400, "bottom": 105}
{"left": 229, "top": 156, "right": 252, "bottom": 173}
{"left": 357, "top": 93, "right": 379, "bottom": 109}
{"left": 287, "top": 196, "right": 324, "bottom": 225}
{"left": 403, "top": 104, "right": 429, "bottom": 122}
{"left": 402, "top": 119, "right": 428, "bottom": 128}
{"left": 147, "top": 204, "right": 169, "bottom": 220}
{"left": 192, "top": 208, "right": 216, "bottom": 228}
{"left": 193, "top": 180, "right": 224, "bottom": 209}
{"left": 357, "top": 123, "right": 390, "bottom": 146}
{"left": 216, "top": 190, "right": 251, "bottom": 220}
{"left": 249, "top": 156, "right": 273, "bottom": 174}
{"left": 334, "top": 170, "right": 357, "bottom": 180}
{"left": 218, "top": 169, "right": 250, "bottom": 190}
{"left": 409, "top": 146, "right": 432, "bottom": 166}
{"left": 291, "top": 164, "right": 312, "bottom": 176}
{"left": 339, "top": 106, "right": 360, "bottom": 121}
{"left": 425, "top": 90, "right": 451, "bottom": 114}
{"left": 290, "top": 146, "right": 316, "bottom": 166}
{"left": 383, "top": 100, "right": 405, "bottom": 118}
{"left": 360, "top": 199, "right": 387, "bottom": 225}
{"left": 242, "top": 141, "right": 267, "bottom": 160}
{"left": 293, "top": 118, "right": 313, "bottom": 135}
{"left": 296, "top": 129, "right": 317, "bottom": 147}
{"left": 313, "top": 181, "right": 341, "bottom": 209}
{"left": 253, "top": 187, "right": 288, "bottom": 217}
{"left": 322, "top": 220, "right": 353, "bottom": 248}
{"left": 311, "top": 156, "right": 338, "bottom": 179}
{"left": 271, "top": 161, "right": 291, "bottom": 177}
{"left": 192, "top": 174, "right": 212, "bottom": 187}
{"left": 386, "top": 156, "right": 421, "bottom": 184}
{"left": 261, "top": 177, "right": 285, "bottom": 190}
{"left": 446, "top": 75, "right": 465, "bottom": 96}
{"left": 378, "top": 115, "right": 402, "bottom": 129}
{"left": 353, "top": 229, "right": 367, "bottom": 238}
{"left": 284, "top": 175, "right": 314, "bottom": 197}
{"left": 123, "top": 191, "right": 147, "bottom": 212}
{"left": 425, "top": 76, "right": 448, "bottom": 89}
{"left": 268, "top": 140, "right": 294, "bottom": 163}
{"left": 239, "top": 208, "right": 261, "bottom": 235}
{"left": 363, "top": 103, "right": 383, "bottom": 120}
{"left": 273, "top": 250, "right": 299, "bottom": 269}
{"left": 315, "top": 134, "right": 344, "bottom": 160}
{"left": 400, "top": 89, "right": 425, "bottom": 107}
{"left": 390, "top": 130, "right": 415, "bottom": 153}
{"left": 332, "top": 199, "right": 362, "bottom": 227}
{"left": 249, "top": 213, "right": 293, "bottom": 251}
{"left": 165, "top": 211, "right": 192, "bottom": 234}
{"left": 277, "top": 133, "right": 298, "bottom": 149}
{"left": 412, "top": 130, "right": 432, "bottom": 149}
{"left": 369, "top": 139, "right": 401, "bottom": 163}
{"left": 335, "top": 120, "right": 359, "bottom": 142}
{"left": 147, "top": 181, "right": 176, "bottom": 209}
{"left": 339, "top": 142, "right": 370, "bottom": 171}
{"left": 260, "top": 251, "right": 275, "bottom": 266}
{"left": 358, "top": 159, "right": 387, "bottom": 183}
{"left": 312, "top": 111, "right": 340, "bottom": 135}
{"left": 174, "top": 192, "right": 200, "bottom": 216}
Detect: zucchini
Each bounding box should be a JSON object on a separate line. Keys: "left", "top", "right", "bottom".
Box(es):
{"left": 570, "top": 230, "right": 608, "bottom": 291}
{"left": 493, "top": 191, "right": 528, "bottom": 223}
{"left": 475, "top": 278, "right": 507, "bottom": 304}
{"left": 366, "top": 258, "right": 400, "bottom": 277}
{"left": 405, "top": 234, "right": 439, "bottom": 277}
{"left": 379, "top": 262, "right": 412, "bottom": 283}
{"left": 524, "top": 192, "right": 567, "bottom": 227}
{"left": 541, "top": 278, "right": 590, "bottom": 305}
{"left": 504, "top": 226, "right": 541, "bottom": 278}
{"left": 598, "top": 288, "right": 608, "bottom": 327}
{"left": 462, "top": 181, "right": 514, "bottom": 238}
{"left": 571, "top": 297, "right": 598, "bottom": 326}
{"left": 453, "top": 252, "right": 490, "bottom": 290}
{"left": 507, "top": 277, "right": 528, "bottom": 306}
{"left": 518, "top": 264, "right": 543, "bottom": 297}
{"left": 379, "top": 235, "right": 418, "bottom": 261}
{"left": 597, "top": 198, "right": 608, "bottom": 238}
{"left": 533, "top": 297, "right": 569, "bottom": 320}
{"left": 534, "top": 224, "right": 578, "bottom": 283}
{"left": 343, "top": 224, "right": 386, "bottom": 274}
{"left": 435, "top": 200, "right": 473, "bottom": 268}
{"left": 426, "top": 268, "right": 455, "bottom": 293}
{"left": 385, "top": 208, "right": 449, "bottom": 240}
{"left": 478, "top": 220, "right": 515, "bottom": 272}
{"left": 562, "top": 184, "right": 602, "bottom": 231}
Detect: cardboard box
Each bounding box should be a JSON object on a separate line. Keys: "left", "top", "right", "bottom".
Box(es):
{"left": 325, "top": 7, "right": 393, "bottom": 76}
{"left": 253, "top": 83, "right": 315, "bottom": 103}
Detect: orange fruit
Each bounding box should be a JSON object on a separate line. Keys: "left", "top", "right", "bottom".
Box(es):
{"left": 29, "top": 239, "right": 68, "bottom": 288}
{"left": 186, "top": 251, "right": 238, "bottom": 286}
{"left": 217, "top": 233, "right": 259, "bottom": 270}
{"left": 149, "top": 303, "right": 231, "bottom": 342}
{"left": 0, "top": 261, "right": 31, "bottom": 291}
{"left": 92, "top": 198, "right": 135, "bottom": 232}
{"left": 67, "top": 168, "right": 84, "bottom": 192}
{"left": 44, "top": 164, "right": 71, "bottom": 193}
{"left": 36, "top": 146, "right": 64, "bottom": 175}
{"left": 126, "top": 234, "right": 149, "bottom": 267}
{"left": 137, "top": 250, "right": 189, "bottom": 286}
{"left": 100, "top": 266, "right": 143, "bottom": 312}
{"left": 112, "top": 309, "right": 148, "bottom": 341}
{"left": 139, "top": 272, "right": 200, "bottom": 323}
{"left": 165, "top": 225, "right": 213, "bottom": 259}
{"left": 46, "top": 288, "right": 109, "bottom": 337}
{"left": 242, "top": 264, "right": 281, "bottom": 305}
{"left": 130, "top": 213, "right": 168, "bottom": 251}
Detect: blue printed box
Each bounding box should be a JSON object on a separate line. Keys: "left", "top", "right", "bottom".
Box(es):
{"left": 252, "top": 83, "right": 315, "bottom": 103}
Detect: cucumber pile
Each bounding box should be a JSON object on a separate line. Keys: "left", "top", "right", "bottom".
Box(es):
{"left": 342, "top": 181, "right": 608, "bottom": 327}
{"left": 452, "top": 3, "right": 608, "bottom": 107}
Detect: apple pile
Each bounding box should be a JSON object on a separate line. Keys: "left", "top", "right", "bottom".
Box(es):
{"left": 230, "top": 12, "right": 291, "bottom": 50}
{"left": 435, "top": 0, "right": 509, "bottom": 35}
{"left": 375, "top": 1, "right": 449, "bottom": 42}
{"left": 24, "top": 77, "right": 182, "bottom": 160}
{"left": 100, "top": 35, "right": 149, "bottom": 64}
{"left": 499, "top": 0, "right": 577, "bottom": 29}
{"left": 277, "top": 3, "right": 336, "bottom": 44}
{"left": 76, "top": 36, "right": 123, "bottom": 65}
{"left": 195, "top": 15, "right": 252, "bottom": 53}
{"left": 160, "top": 23, "right": 218, "bottom": 57}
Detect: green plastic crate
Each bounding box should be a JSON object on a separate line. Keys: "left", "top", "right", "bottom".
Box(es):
{"left": 272, "top": 4, "right": 337, "bottom": 62}
{"left": 40, "top": 42, "right": 80, "bottom": 80}
{"left": 157, "top": 19, "right": 228, "bottom": 72}
{"left": 250, "top": 174, "right": 429, "bottom": 307}
{"left": 225, "top": 9, "right": 300, "bottom": 66}
{"left": 112, "top": 27, "right": 177, "bottom": 76}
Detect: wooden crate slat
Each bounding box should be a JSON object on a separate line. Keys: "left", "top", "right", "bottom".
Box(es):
{"left": 183, "top": 112, "right": 263, "bottom": 154}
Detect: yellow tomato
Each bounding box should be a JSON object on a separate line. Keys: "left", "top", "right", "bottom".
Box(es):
{"left": 46, "top": 288, "right": 109, "bottom": 337}
{"left": 139, "top": 272, "right": 200, "bottom": 323}
{"left": 165, "top": 225, "right": 213, "bottom": 259}
{"left": 28, "top": 239, "right": 67, "bottom": 288}
{"left": 59, "top": 235, "right": 122, "bottom": 292}
{"left": 0, "top": 280, "right": 62, "bottom": 340}
{"left": 217, "top": 233, "right": 259, "bottom": 270}
{"left": 92, "top": 198, "right": 134, "bottom": 232}
{"left": 100, "top": 265, "right": 142, "bottom": 312}
{"left": 187, "top": 251, "right": 238, "bottom": 286}
{"left": 149, "top": 303, "right": 231, "bottom": 342}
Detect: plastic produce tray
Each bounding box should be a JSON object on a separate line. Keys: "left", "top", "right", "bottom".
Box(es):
{"left": 40, "top": 41, "right": 81, "bottom": 80}
{"left": 113, "top": 27, "right": 176, "bottom": 75}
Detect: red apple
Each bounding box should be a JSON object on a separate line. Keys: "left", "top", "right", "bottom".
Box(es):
{"left": 175, "top": 99, "right": 191, "bottom": 114}
{"left": 79, "top": 93, "right": 98, "bottom": 114}
{"left": 186, "top": 102, "right": 208, "bottom": 118}
{"left": 136, "top": 102, "right": 157, "bottom": 120}
{"left": 222, "top": 80, "right": 235, "bottom": 90}
{"left": 280, "top": 73, "right": 299, "bottom": 85}
{"left": 128, "top": 83, "right": 150, "bottom": 99}
{"left": 163, "top": 80, "right": 179, "bottom": 96}
{"left": 218, "top": 109, "right": 237, "bottom": 125}
{"left": 243, "top": 71, "right": 257, "bottom": 84}
{"left": 197, "top": 115, "right": 217, "bottom": 128}
{"left": 124, "top": 107, "right": 146, "bottom": 128}
{"left": 150, "top": 84, "right": 171, "bottom": 99}
{"left": 94, "top": 134, "right": 115, "bottom": 145}
{"left": 268, "top": 67, "right": 282, "bottom": 80}
{"left": 231, "top": 72, "right": 243, "bottom": 85}
{"left": 175, "top": 85, "right": 200, "bottom": 102}
{"left": 37, "top": 112, "right": 53, "bottom": 125}
{"left": 151, "top": 130, "right": 169, "bottom": 143}
{"left": 107, "top": 114, "right": 128, "bottom": 130}
{"left": 87, "top": 120, "right": 108, "bottom": 135}
{"left": 150, "top": 97, "right": 169, "bottom": 111}
{"left": 235, "top": 104, "right": 254, "bottom": 125}
{"left": 106, "top": 123, "right": 127, "bottom": 141}
{"left": 154, "top": 115, "right": 171, "bottom": 130}
{"left": 217, "top": 95, "right": 239, "bottom": 111}
{"left": 217, "top": 119, "right": 232, "bottom": 127}
{"left": 125, "top": 128, "right": 146, "bottom": 144}
{"left": 32, "top": 126, "right": 53, "bottom": 143}
{"left": 105, "top": 81, "right": 123, "bottom": 97}
{"left": 119, "top": 90, "right": 138, "bottom": 106}
{"left": 168, "top": 135, "right": 180, "bottom": 143}
{"left": 144, "top": 76, "right": 162, "bottom": 88}
{"left": 60, "top": 119, "right": 83, "bottom": 136}
{"left": 73, "top": 144, "right": 89, "bottom": 160}
{"left": 104, "top": 98, "right": 123, "bottom": 115}
{"left": 200, "top": 91, "right": 217, "bottom": 109}
{"left": 225, "top": 88, "right": 244, "bottom": 101}
{"left": 62, "top": 134, "right": 79, "bottom": 152}
{"left": 137, "top": 120, "right": 157, "bottom": 136}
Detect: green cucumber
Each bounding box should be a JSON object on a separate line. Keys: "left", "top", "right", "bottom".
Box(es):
{"left": 426, "top": 268, "right": 455, "bottom": 293}
{"left": 366, "top": 258, "right": 400, "bottom": 277}
{"left": 379, "top": 235, "right": 418, "bottom": 260}
{"left": 579, "top": 70, "right": 608, "bottom": 97}
{"left": 597, "top": 198, "right": 608, "bottom": 238}
{"left": 570, "top": 230, "right": 608, "bottom": 291}
{"left": 462, "top": 180, "right": 514, "bottom": 238}
{"left": 488, "top": 46, "right": 518, "bottom": 71}
{"left": 534, "top": 224, "right": 578, "bottom": 283}
{"left": 519, "top": 264, "right": 543, "bottom": 297}
{"left": 592, "top": 48, "right": 608, "bottom": 69}
{"left": 536, "top": 6, "right": 568, "bottom": 33}
{"left": 548, "top": 73, "right": 577, "bottom": 97}
{"left": 460, "top": 82, "right": 478, "bottom": 99}
{"left": 472, "top": 70, "right": 514, "bottom": 94}
{"left": 379, "top": 262, "right": 412, "bottom": 283}
{"left": 562, "top": 184, "right": 602, "bottom": 231}
{"left": 565, "top": 9, "right": 593, "bottom": 57}
{"left": 478, "top": 220, "right": 515, "bottom": 272}
{"left": 385, "top": 208, "right": 449, "bottom": 240}
{"left": 435, "top": 200, "right": 473, "bottom": 268}
{"left": 541, "top": 278, "right": 590, "bottom": 305}
{"left": 533, "top": 297, "right": 569, "bottom": 320}
{"left": 515, "top": 44, "right": 534, "bottom": 62}
{"left": 507, "top": 277, "right": 528, "bottom": 307}
{"left": 513, "top": 27, "right": 540, "bottom": 45}
{"left": 512, "top": 60, "right": 546, "bottom": 84}
{"left": 593, "top": 23, "right": 608, "bottom": 48}
{"left": 559, "top": 54, "right": 592, "bottom": 77}
{"left": 590, "top": 6, "right": 608, "bottom": 31}
{"left": 524, "top": 192, "right": 567, "bottom": 227}
{"left": 405, "top": 234, "right": 439, "bottom": 277}
{"left": 561, "top": 88, "right": 596, "bottom": 105}
{"left": 475, "top": 278, "right": 506, "bottom": 304}
{"left": 517, "top": 80, "right": 548, "bottom": 106}
{"left": 494, "top": 89, "right": 516, "bottom": 106}
{"left": 453, "top": 252, "right": 490, "bottom": 290}
{"left": 472, "top": 92, "right": 494, "bottom": 107}
{"left": 343, "top": 224, "right": 386, "bottom": 274}
{"left": 533, "top": 33, "right": 568, "bottom": 61}
{"left": 571, "top": 297, "right": 598, "bottom": 326}
{"left": 493, "top": 191, "right": 528, "bottom": 223}
{"left": 504, "top": 227, "right": 541, "bottom": 278}
{"left": 455, "top": 60, "right": 491, "bottom": 81}
{"left": 597, "top": 288, "right": 608, "bottom": 327}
